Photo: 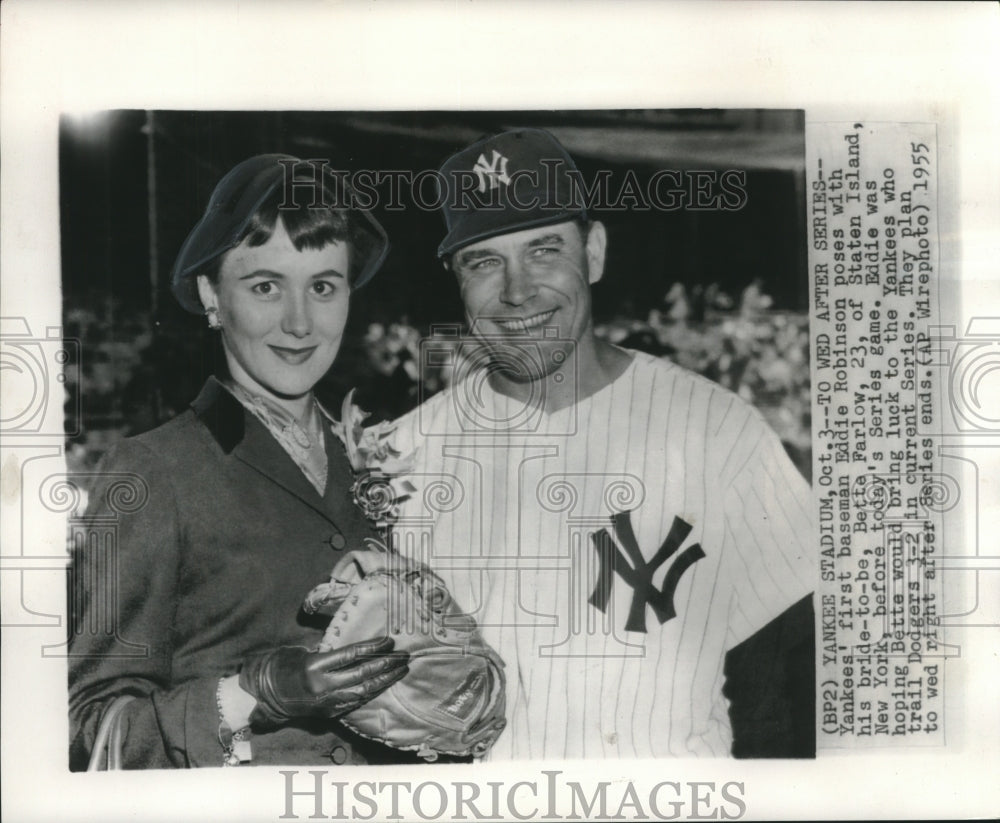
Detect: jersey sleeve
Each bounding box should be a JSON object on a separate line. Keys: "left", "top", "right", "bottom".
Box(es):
{"left": 67, "top": 439, "right": 224, "bottom": 769}
{"left": 720, "top": 411, "right": 816, "bottom": 649}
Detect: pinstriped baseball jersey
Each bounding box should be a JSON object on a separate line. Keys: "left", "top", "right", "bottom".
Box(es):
{"left": 390, "top": 349, "right": 814, "bottom": 759}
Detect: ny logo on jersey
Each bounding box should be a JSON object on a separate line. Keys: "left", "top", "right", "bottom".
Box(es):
{"left": 589, "top": 510, "right": 705, "bottom": 633}
{"left": 472, "top": 150, "right": 512, "bottom": 193}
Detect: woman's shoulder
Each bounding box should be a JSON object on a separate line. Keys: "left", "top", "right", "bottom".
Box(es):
{"left": 132, "top": 407, "right": 209, "bottom": 449}
{"left": 99, "top": 406, "right": 218, "bottom": 474}
{"left": 115, "top": 378, "right": 237, "bottom": 459}
{"left": 81, "top": 409, "right": 211, "bottom": 518}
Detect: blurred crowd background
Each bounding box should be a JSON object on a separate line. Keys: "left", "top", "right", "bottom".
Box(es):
{"left": 60, "top": 110, "right": 811, "bottom": 480}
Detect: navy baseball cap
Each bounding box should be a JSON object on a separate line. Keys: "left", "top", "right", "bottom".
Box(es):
{"left": 170, "top": 154, "right": 389, "bottom": 314}
{"left": 436, "top": 128, "right": 587, "bottom": 258}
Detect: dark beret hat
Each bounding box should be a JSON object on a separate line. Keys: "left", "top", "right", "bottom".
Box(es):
{"left": 170, "top": 154, "right": 389, "bottom": 314}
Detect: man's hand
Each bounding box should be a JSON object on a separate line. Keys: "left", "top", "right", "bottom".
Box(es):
{"left": 239, "top": 637, "right": 408, "bottom": 729}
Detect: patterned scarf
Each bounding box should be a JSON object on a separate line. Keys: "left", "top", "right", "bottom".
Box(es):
{"left": 225, "top": 381, "right": 329, "bottom": 496}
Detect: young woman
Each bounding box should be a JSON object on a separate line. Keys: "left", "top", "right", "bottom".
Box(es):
{"left": 68, "top": 155, "right": 411, "bottom": 769}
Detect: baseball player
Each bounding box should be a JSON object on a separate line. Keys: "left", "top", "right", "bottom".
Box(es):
{"left": 390, "top": 128, "right": 815, "bottom": 759}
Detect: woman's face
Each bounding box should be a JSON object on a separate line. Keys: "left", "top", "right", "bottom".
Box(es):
{"left": 197, "top": 219, "right": 351, "bottom": 402}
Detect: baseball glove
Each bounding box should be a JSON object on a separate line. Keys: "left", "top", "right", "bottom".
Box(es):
{"left": 303, "top": 545, "right": 507, "bottom": 761}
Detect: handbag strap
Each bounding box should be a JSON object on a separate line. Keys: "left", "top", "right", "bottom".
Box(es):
{"left": 86, "top": 695, "right": 136, "bottom": 771}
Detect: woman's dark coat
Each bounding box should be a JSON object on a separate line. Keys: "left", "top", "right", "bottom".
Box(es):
{"left": 68, "top": 378, "right": 407, "bottom": 769}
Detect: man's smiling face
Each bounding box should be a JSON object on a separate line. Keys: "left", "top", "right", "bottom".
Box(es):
{"left": 450, "top": 220, "right": 607, "bottom": 384}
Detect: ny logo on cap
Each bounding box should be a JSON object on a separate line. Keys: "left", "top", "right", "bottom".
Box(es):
{"left": 472, "top": 150, "right": 512, "bottom": 193}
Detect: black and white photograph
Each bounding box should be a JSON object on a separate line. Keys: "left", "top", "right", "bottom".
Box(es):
{"left": 60, "top": 110, "right": 814, "bottom": 770}
{"left": 1, "top": 2, "right": 997, "bottom": 821}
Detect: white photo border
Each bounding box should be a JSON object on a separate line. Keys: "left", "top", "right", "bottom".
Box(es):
{"left": 1, "top": 2, "right": 997, "bottom": 821}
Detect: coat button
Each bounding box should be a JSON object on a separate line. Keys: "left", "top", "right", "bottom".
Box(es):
{"left": 329, "top": 745, "right": 349, "bottom": 765}
{"left": 328, "top": 533, "right": 347, "bottom": 550}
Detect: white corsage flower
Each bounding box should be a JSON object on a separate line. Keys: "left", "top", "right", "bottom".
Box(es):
{"left": 329, "top": 389, "right": 416, "bottom": 534}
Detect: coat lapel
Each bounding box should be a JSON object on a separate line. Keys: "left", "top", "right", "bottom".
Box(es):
{"left": 321, "top": 422, "right": 370, "bottom": 531}
{"left": 235, "top": 413, "right": 332, "bottom": 515}
{"left": 191, "top": 378, "right": 364, "bottom": 531}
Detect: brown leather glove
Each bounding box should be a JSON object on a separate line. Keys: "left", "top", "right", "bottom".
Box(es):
{"left": 239, "top": 636, "right": 408, "bottom": 729}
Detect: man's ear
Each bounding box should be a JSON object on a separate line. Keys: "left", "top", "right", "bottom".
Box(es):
{"left": 585, "top": 221, "right": 608, "bottom": 285}
{"left": 196, "top": 275, "right": 218, "bottom": 314}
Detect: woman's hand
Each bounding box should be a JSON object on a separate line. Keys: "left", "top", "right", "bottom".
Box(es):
{"left": 239, "top": 637, "right": 408, "bottom": 728}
